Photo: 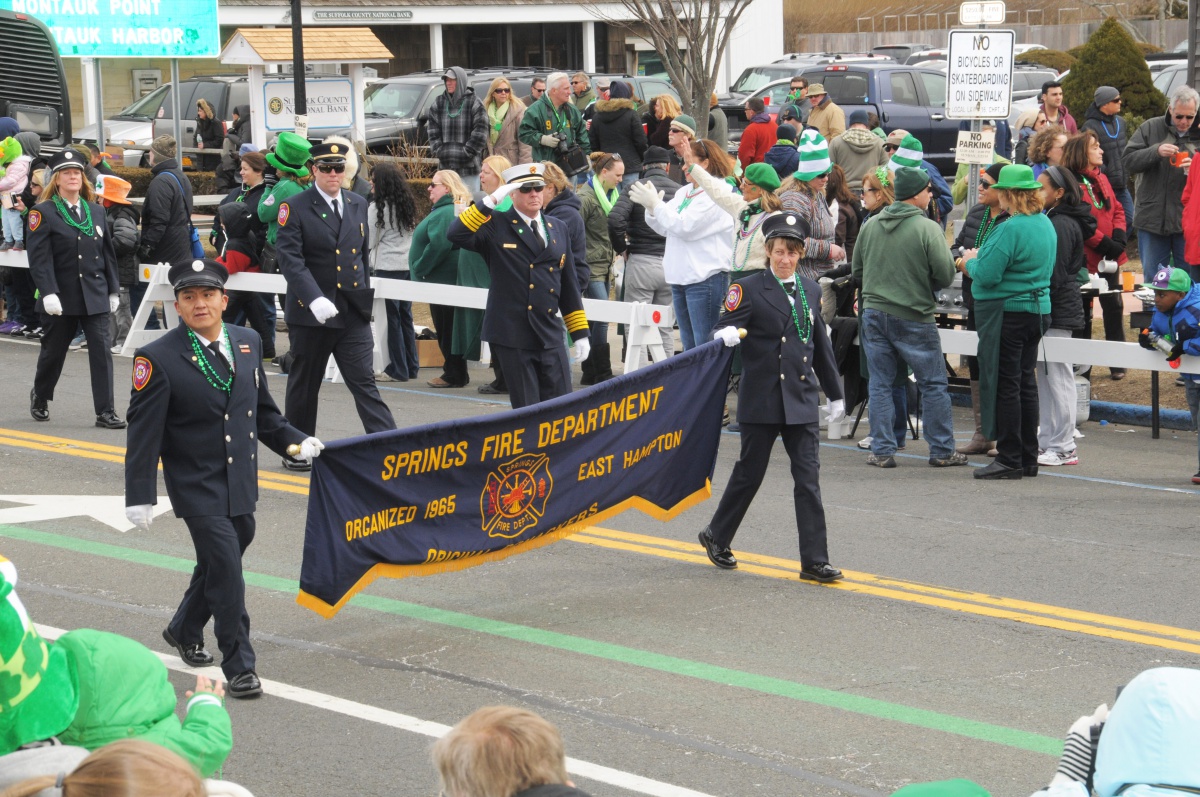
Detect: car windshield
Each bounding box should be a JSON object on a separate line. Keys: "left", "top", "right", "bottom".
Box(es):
{"left": 115, "top": 85, "right": 168, "bottom": 120}
{"left": 730, "top": 67, "right": 796, "bottom": 94}
{"left": 363, "top": 82, "right": 429, "bottom": 118}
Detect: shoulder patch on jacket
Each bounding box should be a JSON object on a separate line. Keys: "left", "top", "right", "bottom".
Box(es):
{"left": 277, "top": 204, "right": 290, "bottom": 227}
{"left": 132, "top": 357, "right": 152, "bottom": 391}
{"left": 724, "top": 284, "right": 743, "bottom": 312}
{"left": 27, "top": 210, "right": 40, "bottom": 232}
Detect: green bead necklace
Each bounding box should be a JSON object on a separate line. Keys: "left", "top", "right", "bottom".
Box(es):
{"left": 52, "top": 195, "right": 94, "bottom": 236}
{"left": 772, "top": 272, "right": 813, "bottom": 343}
{"left": 187, "top": 325, "right": 235, "bottom": 394}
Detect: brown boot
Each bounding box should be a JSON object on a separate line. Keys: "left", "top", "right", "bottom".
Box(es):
{"left": 957, "top": 381, "right": 995, "bottom": 455}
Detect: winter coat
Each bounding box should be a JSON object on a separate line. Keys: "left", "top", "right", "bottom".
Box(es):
{"left": 1074, "top": 167, "right": 1128, "bottom": 273}
{"left": 642, "top": 183, "right": 734, "bottom": 286}
{"left": 573, "top": 87, "right": 596, "bottom": 113}
{"left": 1180, "top": 154, "right": 1200, "bottom": 264}
{"left": 964, "top": 212, "right": 1056, "bottom": 315}
{"left": 54, "top": 629, "right": 232, "bottom": 778}
{"left": 608, "top": 165, "right": 679, "bottom": 258}
{"left": 1148, "top": 286, "right": 1200, "bottom": 382}
{"left": 1082, "top": 101, "right": 1128, "bottom": 191}
{"left": 408, "top": 194, "right": 459, "bottom": 284}
{"left": 954, "top": 203, "right": 1009, "bottom": 309}
{"left": 0, "top": 152, "right": 29, "bottom": 195}
{"left": 921, "top": 160, "right": 955, "bottom": 222}
{"left": 588, "top": 98, "right": 648, "bottom": 172}
{"left": 829, "top": 128, "right": 889, "bottom": 191}
{"left": 106, "top": 201, "right": 141, "bottom": 287}
{"left": 1014, "top": 127, "right": 1034, "bottom": 166}
{"left": 139, "top": 158, "right": 193, "bottom": 265}
{"left": 518, "top": 94, "right": 590, "bottom": 164}
{"left": 1045, "top": 198, "right": 1095, "bottom": 331}
{"left": 215, "top": 201, "right": 259, "bottom": 273}
{"left": 258, "top": 176, "right": 305, "bottom": 246}
{"left": 226, "top": 104, "right": 251, "bottom": 149}
{"left": 1124, "top": 110, "right": 1200, "bottom": 236}
{"left": 212, "top": 181, "right": 266, "bottom": 258}
{"left": 367, "top": 199, "right": 414, "bottom": 273}
{"left": 832, "top": 198, "right": 860, "bottom": 263}
{"left": 781, "top": 187, "right": 837, "bottom": 280}
{"left": 852, "top": 201, "right": 955, "bottom": 323}
{"left": 808, "top": 98, "right": 846, "bottom": 140}
{"left": 688, "top": 162, "right": 773, "bottom": 273}
{"left": 1040, "top": 102, "right": 1077, "bottom": 134}
{"left": 952, "top": 153, "right": 1009, "bottom": 206}
{"left": 708, "top": 107, "right": 729, "bottom": 150}
{"left": 579, "top": 178, "right": 617, "bottom": 281}
{"left": 485, "top": 98, "right": 532, "bottom": 165}
{"left": 738, "top": 114, "right": 775, "bottom": 169}
{"left": 427, "top": 65, "right": 489, "bottom": 176}
{"left": 647, "top": 116, "right": 672, "bottom": 148}
{"left": 544, "top": 188, "right": 589, "bottom": 291}
{"left": 194, "top": 103, "right": 225, "bottom": 151}
{"left": 764, "top": 142, "right": 799, "bottom": 180}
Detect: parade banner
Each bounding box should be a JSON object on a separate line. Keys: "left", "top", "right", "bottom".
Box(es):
{"left": 298, "top": 340, "right": 734, "bottom": 617}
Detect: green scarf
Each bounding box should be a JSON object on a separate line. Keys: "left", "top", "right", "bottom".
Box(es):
{"left": 487, "top": 102, "right": 508, "bottom": 145}
{"left": 775, "top": 138, "right": 795, "bottom": 146}
{"left": 591, "top": 177, "right": 618, "bottom": 215}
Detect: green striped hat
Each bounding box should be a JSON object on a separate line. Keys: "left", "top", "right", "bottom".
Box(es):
{"left": 888, "top": 133, "right": 924, "bottom": 171}
{"left": 794, "top": 129, "right": 831, "bottom": 182}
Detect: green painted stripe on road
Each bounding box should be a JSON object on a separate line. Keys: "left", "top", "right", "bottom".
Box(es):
{"left": 0, "top": 524, "right": 1062, "bottom": 756}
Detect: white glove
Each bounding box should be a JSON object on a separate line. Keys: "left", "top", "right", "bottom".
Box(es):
{"left": 42, "top": 293, "right": 62, "bottom": 315}
{"left": 486, "top": 181, "right": 520, "bottom": 207}
{"left": 309, "top": 296, "right": 338, "bottom": 324}
{"left": 714, "top": 326, "right": 741, "bottom": 347}
{"left": 109, "top": 293, "right": 120, "bottom": 314}
{"left": 828, "top": 400, "right": 846, "bottom": 424}
{"left": 126, "top": 504, "right": 154, "bottom": 532}
{"left": 573, "top": 337, "right": 591, "bottom": 362}
{"left": 299, "top": 436, "right": 325, "bottom": 462}
{"left": 628, "top": 180, "right": 664, "bottom": 212}
{"left": 540, "top": 134, "right": 561, "bottom": 148}
{"left": 612, "top": 255, "right": 625, "bottom": 292}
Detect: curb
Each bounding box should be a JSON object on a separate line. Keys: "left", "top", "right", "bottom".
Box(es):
{"left": 948, "top": 391, "right": 1194, "bottom": 430}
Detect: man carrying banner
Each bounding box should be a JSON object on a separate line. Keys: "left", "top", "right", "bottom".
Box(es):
{"left": 447, "top": 163, "right": 590, "bottom": 409}
{"left": 124, "top": 258, "right": 324, "bottom": 698}
{"left": 699, "top": 213, "right": 845, "bottom": 583}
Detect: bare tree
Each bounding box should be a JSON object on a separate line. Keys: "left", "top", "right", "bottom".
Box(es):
{"left": 593, "top": 0, "right": 758, "bottom": 123}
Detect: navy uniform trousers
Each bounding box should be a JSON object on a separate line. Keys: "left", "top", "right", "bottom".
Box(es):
{"left": 707, "top": 271, "right": 843, "bottom": 567}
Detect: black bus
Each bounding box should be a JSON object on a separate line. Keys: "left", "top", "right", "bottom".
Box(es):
{"left": 0, "top": 10, "right": 70, "bottom": 149}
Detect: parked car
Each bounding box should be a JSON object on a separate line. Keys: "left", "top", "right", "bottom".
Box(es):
{"left": 1154, "top": 63, "right": 1188, "bottom": 98}
{"left": 589, "top": 74, "right": 678, "bottom": 106}
{"left": 871, "top": 43, "right": 933, "bottom": 63}
{"left": 723, "top": 53, "right": 894, "bottom": 101}
{"left": 73, "top": 93, "right": 155, "bottom": 168}
{"left": 1011, "top": 66, "right": 1058, "bottom": 102}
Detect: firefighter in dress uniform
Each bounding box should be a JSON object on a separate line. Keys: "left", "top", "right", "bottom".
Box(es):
{"left": 275, "top": 141, "right": 395, "bottom": 469}
{"left": 698, "top": 213, "right": 846, "bottom": 583}
{"left": 446, "top": 163, "right": 590, "bottom": 409}
{"left": 27, "top": 148, "right": 125, "bottom": 429}
{"left": 124, "top": 258, "right": 324, "bottom": 698}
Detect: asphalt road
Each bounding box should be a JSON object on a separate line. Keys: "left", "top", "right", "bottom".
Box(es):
{"left": 3, "top": 333, "right": 1198, "bottom": 797}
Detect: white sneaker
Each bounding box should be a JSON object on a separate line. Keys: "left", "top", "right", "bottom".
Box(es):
{"left": 1037, "top": 449, "right": 1079, "bottom": 466}
{"left": 857, "top": 436, "right": 873, "bottom": 450}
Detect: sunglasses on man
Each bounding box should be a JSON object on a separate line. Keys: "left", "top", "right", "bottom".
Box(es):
{"left": 316, "top": 163, "right": 346, "bottom": 174}
{"left": 518, "top": 184, "right": 544, "bottom": 194}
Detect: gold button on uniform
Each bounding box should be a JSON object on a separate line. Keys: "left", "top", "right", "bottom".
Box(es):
{"left": 530, "top": 283, "right": 535, "bottom": 289}
{"left": 527, "top": 305, "right": 532, "bottom": 310}
{"left": 800, "top": 375, "right": 807, "bottom": 381}
{"left": 337, "top": 266, "right": 341, "bottom": 271}
{"left": 337, "top": 283, "right": 342, "bottom": 288}
{"left": 335, "top": 248, "right": 341, "bottom": 254}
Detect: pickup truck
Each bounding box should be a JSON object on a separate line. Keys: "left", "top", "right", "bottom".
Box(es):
{"left": 724, "top": 63, "right": 962, "bottom": 175}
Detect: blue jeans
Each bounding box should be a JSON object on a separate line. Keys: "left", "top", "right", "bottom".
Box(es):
{"left": 2, "top": 208, "right": 22, "bottom": 244}
{"left": 129, "top": 279, "right": 161, "bottom": 330}
{"left": 860, "top": 309, "right": 956, "bottom": 458}
{"left": 1138, "top": 230, "right": 1190, "bottom": 282}
{"left": 384, "top": 296, "right": 419, "bottom": 379}
{"left": 891, "top": 385, "right": 909, "bottom": 446}
{"left": 1113, "top": 186, "right": 1134, "bottom": 239}
{"left": 585, "top": 279, "right": 609, "bottom": 340}
{"left": 671, "top": 271, "right": 727, "bottom": 351}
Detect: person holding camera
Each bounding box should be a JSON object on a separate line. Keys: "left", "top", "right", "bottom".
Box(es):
{"left": 519, "top": 72, "right": 591, "bottom": 167}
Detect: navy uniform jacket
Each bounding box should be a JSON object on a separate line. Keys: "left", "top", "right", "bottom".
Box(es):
{"left": 26, "top": 199, "right": 118, "bottom": 316}
{"left": 125, "top": 324, "right": 305, "bottom": 518}
{"left": 717, "top": 271, "right": 843, "bottom": 425}
{"left": 447, "top": 200, "right": 588, "bottom": 350}
{"left": 275, "top": 186, "right": 372, "bottom": 329}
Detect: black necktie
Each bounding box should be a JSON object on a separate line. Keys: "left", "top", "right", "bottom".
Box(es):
{"left": 70, "top": 204, "right": 82, "bottom": 223}
{"left": 783, "top": 281, "right": 797, "bottom": 297}
{"left": 332, "top": 198, "right": 341, "bottom": 223}
{"left": 208, "top": 341, "right": 230, "bottom": 379}
{"left": 530, "top": 218, "right": 542, "bottom": 246}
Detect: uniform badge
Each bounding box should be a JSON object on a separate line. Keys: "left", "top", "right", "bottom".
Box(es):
{"left": 239, "top": 343, "right": 251, "bottom": 353}
{"left": 132, "top": 357, "right": 152, "bottom": 391}
{"left": 27, "top": 210, "right": 40, "bottom": 232}
{"left": 481, "top": 453, "right": 553, "bottom": 539}
{"left": 263, "top": 194, "right": 275, "bottom": 206}
{"left": 277, "top": 204, "right": 290, "bottom": 227}
{"left": 724, "top": 284, "right": 743, "bottom": 312}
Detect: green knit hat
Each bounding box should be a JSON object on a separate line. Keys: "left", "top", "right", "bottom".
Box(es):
{"left": 888, "top": 133, "right": 924, "bottom": 172}
{"left": 743, "top": 162, "right": 781, "bottom": 192}
{"left": 266, "top": 131, "right": 313, "bottom": 177}
{"left": 669, "top": 114, "right": 697, "bottom": 138}
{"left": 0, "top": 557, "right": 78, "bottom": 754}
{"left": 794, "top": 129, "right": 831, "bottom": 182}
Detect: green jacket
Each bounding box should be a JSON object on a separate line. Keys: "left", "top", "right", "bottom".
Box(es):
{"left": 852, "top": 202, "right": 956, "bottom": 323}
{"left": 573, "top": 88, "right": 596, "bottom": 112}
{"left": 258, "top": 177, "right": 307, "bottom": 245}
{"left": 966, "top": 211, "right": 1055, "bottom": 314}
{"left": 952, "top": 153, "right": 1009, "bottom": 205}
{"left": 55, "top": 630, "right": 232, "bottom": 778}
{"left": 579, "top": 179, "right": 616, "bottom": 280}
{"left": 518, "top": 95, "right": 590, "bottom": 163}
{"left": 409, "top": 194, "right": 459, "bottom": 284}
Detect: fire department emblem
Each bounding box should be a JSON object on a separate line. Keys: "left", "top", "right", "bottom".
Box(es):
{"left": 480, "top": 453, "right": 553, "bottom": 539}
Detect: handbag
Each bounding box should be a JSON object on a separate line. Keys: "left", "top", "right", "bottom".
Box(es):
{"left": 555, "top": 143, "right": 589, "bottom": 177}
{"left": 163, "top": 171, "right": 204, "bottom": 258}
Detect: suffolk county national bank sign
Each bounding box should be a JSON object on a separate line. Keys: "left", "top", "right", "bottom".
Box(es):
{"left": 263, "top": 78, "right": 355, "bottom": 131}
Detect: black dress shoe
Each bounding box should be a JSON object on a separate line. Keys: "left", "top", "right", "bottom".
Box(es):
{"left": 29, "top": 388, "right": 48, "bottom": 422}
{"left": 973, "top": 460, "right": 1023, "bottom": 480}
{"left": 95, "top": 410, "right": 126, "bottom": 429}
{"left": 228, "top": 670, "right": 263, "bottom": 699}
{"left": 698, "top": 527, "right": 737, "bottom": 569}
{"left": 1023, "top": 465, "right": 1039, "bottom": 477}
{"left": 800, "top": 562, "right": 844, "bottom": 583}
{"left": 281, "top": 457, "right": 311, "bottom": 472}
{"left": 477, "top": 382, "right": 507, "bottom": 395}
{"left": 162, "top": 628, "right": 214, "bottom": 667}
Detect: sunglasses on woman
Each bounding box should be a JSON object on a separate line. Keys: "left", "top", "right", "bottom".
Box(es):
{"left": 494, "top": 88, "right": 511, "bottom": 94}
